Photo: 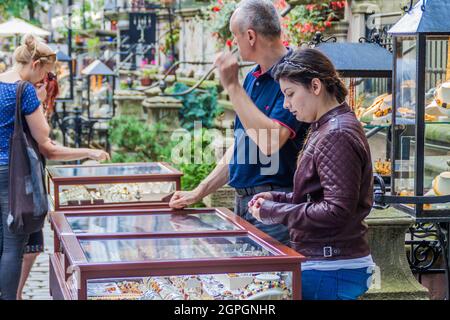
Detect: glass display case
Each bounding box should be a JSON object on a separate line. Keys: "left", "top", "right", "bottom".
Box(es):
{"left": 387, "top": 0, "right": 450, "bottom": 220}
{"left": 46, "top": 162, "right": 182, "bottom": 211}
{"left": 49, "top": 207, "right": 246, "bottom": 252}
{"left": 48, "top": 207, "right": 304, "bottom": 300}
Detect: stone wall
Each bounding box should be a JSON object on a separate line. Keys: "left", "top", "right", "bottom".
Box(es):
{"left": 348, "top": 0, "right": 405, "bottom": 42}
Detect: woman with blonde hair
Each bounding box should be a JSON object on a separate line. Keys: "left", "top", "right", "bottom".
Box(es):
{"left": 0, "top": 34, "right": 109, "bottom": 300}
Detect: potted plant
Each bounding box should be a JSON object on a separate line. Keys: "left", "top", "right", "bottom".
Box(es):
{"left": 75, "top": 33, "right": 85, "bottom": 46}
{"left": 140, "top": 68, "right": 158, "bottom": 87}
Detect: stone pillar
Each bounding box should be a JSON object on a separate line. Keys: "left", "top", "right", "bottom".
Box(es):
{"left": 114, "top": 90, "right": 146, "bottom": 119}
{"left": 348, "top": 0, "right": 380, "bottom": 42}
{"left": 362, "top": 207, "right": 430, "bottom": 300}
{"left": 142, "top": 96, "right": 183, "bottom": 131}
{"left": 326, "top": 21, "right": 350, "bottom": 42}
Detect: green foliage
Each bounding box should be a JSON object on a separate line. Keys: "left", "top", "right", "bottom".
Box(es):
{"left": 108, "top": 116, "right": 174, "bottom": 163}
{"left": 108, "top": 116, "right": 218, "bottom": 196}
{"left": 197, "top": 0, "right": 238, "bottom": 48}
{"left": 0, "top": 0, "right": 62, "bottom": 22}
{"left": 172, "top": 127, "right": 218, "bottom": 191}
{"left": 172, "top": 82, "right": 222, "bottom": 131}
{"left": 282, "top": 1, "right": 346, "bottom": 46}
{"left": 86, "top": 37, "right": 101, "bottom": 56}
{"left": 162, "top": 25, "right": 180, "bottom": 55}
{"left": 142, "top": 68, "right": 159, "bottom": 78}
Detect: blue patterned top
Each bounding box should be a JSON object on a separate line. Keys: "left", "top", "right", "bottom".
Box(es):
{"left": 0, "top": 81, "right": 41, "bottom": 165}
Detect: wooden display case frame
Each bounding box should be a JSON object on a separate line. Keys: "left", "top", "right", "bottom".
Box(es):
{"left": 46, "top": 162, "right": 182, "bottom": 211}
{"left": 49, "top": 207, "right": 305, "bottom": 300}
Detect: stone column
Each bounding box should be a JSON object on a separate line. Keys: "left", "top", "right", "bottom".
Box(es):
{"left": 326, "top": 21, "right": 350, "bottom": 42}
{"left": 362, "top": 207, "right": 430, "bottom": 300}
{"left": 142, "top": 96, "right": 183, "bottom": 131}
{"left": 348, "top": 0, "right": 380, "bottom": 42}
{"left": 114, "top": 90, "right": 146, "bottom": 119}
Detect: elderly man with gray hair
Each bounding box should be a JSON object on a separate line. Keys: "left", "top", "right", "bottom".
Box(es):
{"left": 170, "top": 0, "right": 309, "bottom": 245}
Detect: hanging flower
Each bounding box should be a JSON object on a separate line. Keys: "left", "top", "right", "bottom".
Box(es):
{"left": 226, "top": 39, "right": 233, "bottom": 48}
{"left": 281, "top": 0, "right": 345, "bottom": 46}
{"left": 198, "top": 1, "right": 238, "bottom": 48}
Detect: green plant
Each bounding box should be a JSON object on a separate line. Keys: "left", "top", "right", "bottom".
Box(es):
{"left": 86, "top": 37, "right": 101, "bottom": 56}
{"left": 108, "top": 116, "right": 218, "bottom": 206}
{"left": 108, "top": 116, "right": 174, "bottom": 163}
{"left": 160, "top": 22, "right": 180, "bottom": 56}
{"left": 197, "top": 0, "right": 237, "bottom": 48}
{"left": 0, "top": 0, "right": 63, "bottom": 22}
{"left": 171, "top": 82, "right": 222, "bottom": 131}
{"left": 173, "top": 128, "right": 218, "bottom": 194}
{"left": 280, "top": 0, "right": 346, "bottom": 46}
{"left": 142, "top": 68, "right": 159, "bottom": 78}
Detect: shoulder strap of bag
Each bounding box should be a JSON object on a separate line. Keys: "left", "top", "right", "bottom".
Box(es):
{"left": 14, "top": 81, "right": 28, "bottom": 131}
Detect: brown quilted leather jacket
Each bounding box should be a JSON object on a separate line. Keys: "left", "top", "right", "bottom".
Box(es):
{"left": 259, "top": 103, "right": 373, "bottom": 260}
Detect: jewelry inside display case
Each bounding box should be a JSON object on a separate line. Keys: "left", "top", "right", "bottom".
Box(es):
{"left": 46, "top": 162, "right": 182, "bottom": 210}
{"left": 48, "top": 208, "right": 304, "bottom": 300}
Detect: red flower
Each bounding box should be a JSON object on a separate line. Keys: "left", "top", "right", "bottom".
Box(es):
{"left": 304, "top": 23, "right": 312, "bottom": 32}
{"left": 226, "top": 39, "right": 233, "bottom": 48}
{"left": 282, "top": 40, "right": 290, "bottom": 47}
{"left": 306, "top": 4, "right": 316, "bottom": 11}
{"left": 325, "top": 21, "right": 332, "bottom": 28}
{"left": 212, "top": 6, "right": 221, "bottom": 12}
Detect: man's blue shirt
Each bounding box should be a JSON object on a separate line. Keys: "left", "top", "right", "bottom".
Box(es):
{"left": 228, "top": 59, "right": 309, "bottom": 189}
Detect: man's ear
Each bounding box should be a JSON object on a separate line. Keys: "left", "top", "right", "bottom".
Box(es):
{"left": 247, "top": 29, "right": 257, "bottom": 47}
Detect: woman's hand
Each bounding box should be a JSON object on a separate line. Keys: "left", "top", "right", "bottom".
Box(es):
{"left": 35, "top": 82, "right": 47, "bottom": 103}
{"left": 248, "top": 192, "right": 273, "bottom": 208}
{"left": 87, "top": 149, "right": 110, "bottom": 161}
{"left": 248, "top": 198, "right": 265, "bottom": 222}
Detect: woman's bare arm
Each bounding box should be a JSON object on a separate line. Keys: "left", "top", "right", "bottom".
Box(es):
{"left": 25, "top": 106, "right": 109, "bottom": 161}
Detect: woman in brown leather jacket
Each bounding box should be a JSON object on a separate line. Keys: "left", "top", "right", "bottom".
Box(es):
{"left": 248, "top": 48, "right": 375, "bottom": 300}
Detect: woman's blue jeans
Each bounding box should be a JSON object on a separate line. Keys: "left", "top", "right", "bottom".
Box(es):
{"left": 301, "top": 267, "right": 372, "bottom": 300}
{"left": 0, "top": 165, "right": 29, "bottom": 300}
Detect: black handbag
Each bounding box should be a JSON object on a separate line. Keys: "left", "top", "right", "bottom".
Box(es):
{"left": 7, "top": 81, "right": 48, "bottom": 234}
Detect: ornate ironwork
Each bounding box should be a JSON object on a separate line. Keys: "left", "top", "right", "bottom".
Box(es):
{"left": 406, "top": 223, "right": 442, "bottom": 272}
{"left": 406, "top": 222, "right": 450, "bottom": 299}
{"left": 304, "top": 32, "right": 337, "bottom": 48}
{"left": 360, "top": 27, "right": 393, "bottom": 52}
{"left": 402, "top": 0, "right": 427, "bottom": 12}
{"left": 402, "top": 0, "right": 415, "bottom": 12}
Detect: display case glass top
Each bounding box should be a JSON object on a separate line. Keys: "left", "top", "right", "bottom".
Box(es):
{"left": 47, "top": 162, "right": 182, "bottom": 211}
{"left": 48, "top": 162, "right": 173, "bottom": 178}
{"left": 51, "top": 207, "right": 305, "bottom": 300}
{"left": 79, "top": 236, "right": 275, "bottom": 263}
{"left": 66, "top": 212, "right": 240, "bottom": 234}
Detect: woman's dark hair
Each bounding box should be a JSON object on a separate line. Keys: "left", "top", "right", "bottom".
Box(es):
{"left": 273, "top": 48, "right": 348, "bottom": 104}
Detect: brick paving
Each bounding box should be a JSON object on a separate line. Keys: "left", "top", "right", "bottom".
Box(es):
{"left": 21, "top": 220, "right": 53, "bottom": 300}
